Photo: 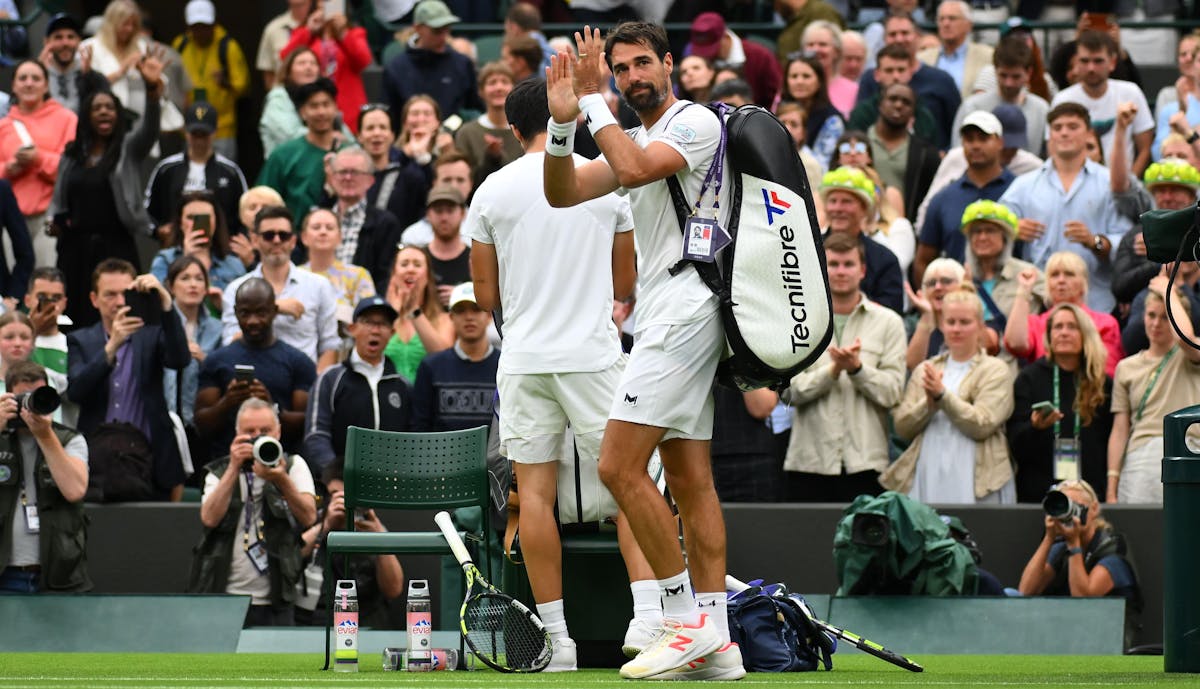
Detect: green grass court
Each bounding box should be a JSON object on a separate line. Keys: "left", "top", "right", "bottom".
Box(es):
{"left": 0, "top": 654, "right": 1192, "bottom": 688}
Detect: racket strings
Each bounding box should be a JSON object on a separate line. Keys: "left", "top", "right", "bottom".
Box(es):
{"left": 464, "top": 593, "right": 551, "bottom": 671}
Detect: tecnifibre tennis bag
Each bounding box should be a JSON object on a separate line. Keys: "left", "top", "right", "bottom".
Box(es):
{"left": 667, "top": 103, "right": 832, "bottom": 391}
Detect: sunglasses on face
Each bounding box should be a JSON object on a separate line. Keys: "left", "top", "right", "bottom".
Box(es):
{"left": 258, "top": 230, "right": 294, "bottom": 243}
{"left": 839, "top": 141, "right": 868, "bottom": 155}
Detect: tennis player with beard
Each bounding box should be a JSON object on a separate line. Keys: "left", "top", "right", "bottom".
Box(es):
{"left": 543, "top": 22, "right": 743, "bottom": 681}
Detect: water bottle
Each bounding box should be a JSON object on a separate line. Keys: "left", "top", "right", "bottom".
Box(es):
{"left": 428, "top": 648, "right": 459, "bottom": 671}
{"left": 406, "top": 579, "right": 432, "bottom": 671}
{"left": 333, "top": 579, "right": 359, "bottom": 672}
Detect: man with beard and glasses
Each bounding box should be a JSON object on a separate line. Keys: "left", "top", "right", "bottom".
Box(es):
{"left": 543, "top": 22, "right": 741, "bottom": 681}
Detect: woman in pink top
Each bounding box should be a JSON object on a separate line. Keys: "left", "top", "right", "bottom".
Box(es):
{"left": 0, "top": 59, "right": 78, "bottom": 266}
{"left": 1005, "top": 251, "right": 1124, "bottom": 377}
{"left": 279, "top": 2, "right": 371, "bottom": 135}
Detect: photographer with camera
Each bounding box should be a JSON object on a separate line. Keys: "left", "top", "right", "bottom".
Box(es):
{"left": 0, "top": 360, "right": 90, "bottom": 593}
{"left": 189, "top": 397, "right": 316, "bottom": 627}
{"left": 1017, "top": 479, "right": 1141, "bottom": 644}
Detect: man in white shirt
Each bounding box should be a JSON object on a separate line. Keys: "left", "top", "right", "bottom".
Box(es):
{"left": 1051, "top": 30, "right": 1153, "bottom": 177}
{"left": 221, "top": 206, "right": 340, "bottom": 371}
{"left": 465, "top": 77, "right": 649, "bottom": 672}
{"left": 543, "top": 22, "right": 738, "bottom": 680}
{"left": 195, "top": 398, "right": 316, "bottom": 626}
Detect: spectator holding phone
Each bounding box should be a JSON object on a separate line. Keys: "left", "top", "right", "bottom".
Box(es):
{"left": 1008, "top": 303, "right": 1114, "bottom": 504}
{"left": 278, "top": 0, "right": 371, "bottom": 135}
{"left": 67, "top": 259, "right": 191, "bottom": 501}
{"left": 163, "top": 256, "right": 222, "bottom": 431}
{"left": 22, "top": 268, "right": 73, "bottom": 425}
{"left": 0, "top": 59, "right": 76, "bottom": 269}
{"left": 195, "top": 277, "right": 315, "bottom": 459}
{"left": 150, "top": 191, "right": 247, "bottom": 295}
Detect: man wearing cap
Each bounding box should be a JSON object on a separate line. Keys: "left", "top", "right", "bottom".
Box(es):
{"left": 820, "top": 166, "right": 905, "bottom": 314}
{"left": 38, "top": 13, "right": 88, "bottom": 112}
{"left": 951, "top": 35, "right": 1049, "bottom": 154}
{"left": 144, "top": 100, "right": 248, "bottom": 239}
{"left": 686, "top": 12, "right": 780, "bottom": 109}
{"left": 302, "top": 296, "right": 411, "bottom": 475}
{"left": 382, "top": 0, "right": 480, "bottom": 121}
{"left": 425, "top": 184, "right": 470, "bottom": 309}
{"left": 867, "top": 82, "right": 939, "bottom": 225}
{"left": 410, "top": 283, "right": 498, "bottom": 432}
{"left": 916, "top": 1, "right": 993, "bottom": 99}
{"left": 172, "top": 0, "right": 249, "bottom": 162}
{"left": 915, "top": 110, "right": 1016, "bottom": 285}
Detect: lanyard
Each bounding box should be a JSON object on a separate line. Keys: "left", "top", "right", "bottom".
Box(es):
{"left": 1052, "top": 365, "right": 1081, "bottom": 441}
{"left": 241, "top": 470, "right": 264, "bottom": 550}
{"left": 1135, "top": 346, "right": 1177, "bottom": 422}
{"left": 685, "top": 103, "right": 728, "bottom": 218}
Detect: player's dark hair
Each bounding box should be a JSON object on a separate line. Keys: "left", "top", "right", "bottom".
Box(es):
{"left": 505, "top": 77, "right": 550, "bottom": 141}
{"left": 604, "top": 22, "right": 670, "bottom": 70}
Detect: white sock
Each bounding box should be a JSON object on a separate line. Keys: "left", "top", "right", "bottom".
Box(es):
{"left": 696, "top": 592, "right": 729, "bottom": 644}
{"left": 658, "top": 570, "right": 700, "bottom": 625}
{"left": 536, "top": 600, "right": 570, "bottom": 642}
{"left": 630, "top": 580, "right": 663, "bottom": 622}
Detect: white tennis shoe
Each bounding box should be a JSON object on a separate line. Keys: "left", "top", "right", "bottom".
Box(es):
{"left": 545, "top": 637, "right": 577, "bottom": 672}
{"left": 619, "top": 613, "right": 723, "bottom": 679}
{"left": 647, "top": 642, "right": 747, "bottom": 681}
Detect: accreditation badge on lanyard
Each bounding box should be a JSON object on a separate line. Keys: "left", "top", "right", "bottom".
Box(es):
{"left": 1051, "top": 365, "right": 1081, "bottom": 481}
{"left": 680, "top": 115, "right": 731, "bottom": 263}
{"left": 242, "top": 471, "right": 270, "bottom": 575}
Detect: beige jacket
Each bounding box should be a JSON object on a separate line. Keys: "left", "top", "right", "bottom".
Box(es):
{"left": 918, "top": 42, "right": 995, "bottom": 99}
{"left": 785, "top": 296, "right": 907, "bottom": 475}
{"left": 880, "top": 351, "right": 1014, "bottom": 497}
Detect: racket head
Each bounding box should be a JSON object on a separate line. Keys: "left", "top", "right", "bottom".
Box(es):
{"left": 856, "top": 641, "right": 924, "bottom": 673}
{"left": 459, "top": 590, "right": 552, "bottom": 673}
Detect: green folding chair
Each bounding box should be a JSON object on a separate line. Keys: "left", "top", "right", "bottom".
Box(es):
{"left": 321, "top": 425, "right": 490, "bottom": 670}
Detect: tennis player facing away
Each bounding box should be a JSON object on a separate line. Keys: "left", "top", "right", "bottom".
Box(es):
{"left": 543, "top": 23, "right": 743, "bottom": 680}
{"left": 464, "top": 77, "right": 661, "bottom": 672}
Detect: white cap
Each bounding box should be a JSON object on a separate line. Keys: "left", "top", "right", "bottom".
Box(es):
{"left": 960, "top": 110, "right": 1003, "bottom": 138}
{"left": 448, "top": 283, "right": 478, "bottom": 310}
{"left": 185, "top": 0, "right": 216, "bottom": 26}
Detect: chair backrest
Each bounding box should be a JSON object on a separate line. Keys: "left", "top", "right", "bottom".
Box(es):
{"left": 343, "top": 425, "right": 490, "bottom": 513}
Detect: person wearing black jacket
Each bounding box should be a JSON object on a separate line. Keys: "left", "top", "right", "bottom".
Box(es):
{"left": 380, "top": 1, "right": 480, "bottom": 121}
{"left": 144, "top": 101, "right": 249, "bottom": 238}
{"left": 302, "top": 297, "right": 411, "bottom": 476}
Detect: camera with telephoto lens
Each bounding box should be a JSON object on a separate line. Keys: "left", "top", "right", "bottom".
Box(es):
{"left": 1043, "top": 489, "right": 1088, "bottom": 526}
{"left": 8, "top": 387, "right": 61, "bottom": 429}
{"left": 850, "top": 512, "right": 892, "bottom": 547}
{"left": 250, "top": 435, "right": 283, "bottom": 467}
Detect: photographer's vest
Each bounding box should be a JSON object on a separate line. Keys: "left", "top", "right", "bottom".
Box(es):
{"left": 0, "top": 425, "right": 92, "bottom": 591}
{"left": 1047, "top": 527, "right": 1143, "bottom": 614}
{"left": 186, "top": 456, "right": 302, "bottom": 606}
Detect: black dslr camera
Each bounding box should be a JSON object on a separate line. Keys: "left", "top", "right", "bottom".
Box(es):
{"left": 8, "top": 387, "right": 61, "bottom": 429}
{"left": 1043, "top": 489, "right": 1088, "bottom": 526}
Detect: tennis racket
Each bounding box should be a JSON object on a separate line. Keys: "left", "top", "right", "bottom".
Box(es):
{"left": 434, "top": 510, "right": 553, "bottom": 672}
{"left": 725, "top": 575, "right": 924, "bottom": 673}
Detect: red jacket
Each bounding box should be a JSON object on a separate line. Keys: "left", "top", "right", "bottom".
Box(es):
{"left": 281, "top": 26, "right": 372, "bottom": 134}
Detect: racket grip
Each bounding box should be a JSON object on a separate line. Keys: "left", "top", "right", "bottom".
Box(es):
{"left": 725, "top": 574, "right": 751, "bottom": 593}
{"left": 434, "top": 510, "right": 474, "bottom": 567}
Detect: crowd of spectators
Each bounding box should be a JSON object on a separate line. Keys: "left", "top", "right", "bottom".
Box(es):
{"left": 0, "top": 0, "right": 1194, "bottom": 627}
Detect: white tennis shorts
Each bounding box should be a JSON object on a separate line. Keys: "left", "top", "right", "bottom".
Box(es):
{"left": 498, "top": 356, "right": 625, "bottom": 464}
{"left": 609, "top": 312, "right": 724, "bottom": 441}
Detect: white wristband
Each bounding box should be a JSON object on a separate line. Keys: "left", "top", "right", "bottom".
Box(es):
{"left": 580, "top": 93, "right": 618, "bottom": 137}
{"left": 546, "top": 117, "right": 576, "bottom": 157}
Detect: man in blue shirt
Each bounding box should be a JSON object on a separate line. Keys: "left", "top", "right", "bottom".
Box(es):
{"left": 1000, "top": 102, "right": 1131, "bottom": 315}
{"left": 914, "top": 111, "right": 1016, "bottom": 285}
{"left": 411, "top": 283, "right": 498, "bottom": 432}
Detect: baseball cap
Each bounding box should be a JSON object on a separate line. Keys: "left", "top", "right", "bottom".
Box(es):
{"left": 992, "top": 104, "right": 1029, "bottom": 150}
{"left": 960, "top": 111, "right": 1003, "bottom": 138}
{"left": 426, "top": 184, "right": 465, "bottom": 207}
{"left": 185, "top": 0, "right": 215, "bottom": 26}
{"left": 414, "top": 0, "right": 460, "bottom": 28}
{"left": 690, "top": 13, "right": 726, "bottom": 59}
{"left": 185, "top": 101, "right": 218, "bottom": 134}
{"left": 999, "top": 17, "right": 1031, "bottom": 38}
{"left": 352, "top": 296, "right": 399, "bottom": 322}
{"left": 45, "top": 13, "right": 82, "bottom": 37}
{"left": 448, "top": 282, "right": 478, "bottom": 310}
